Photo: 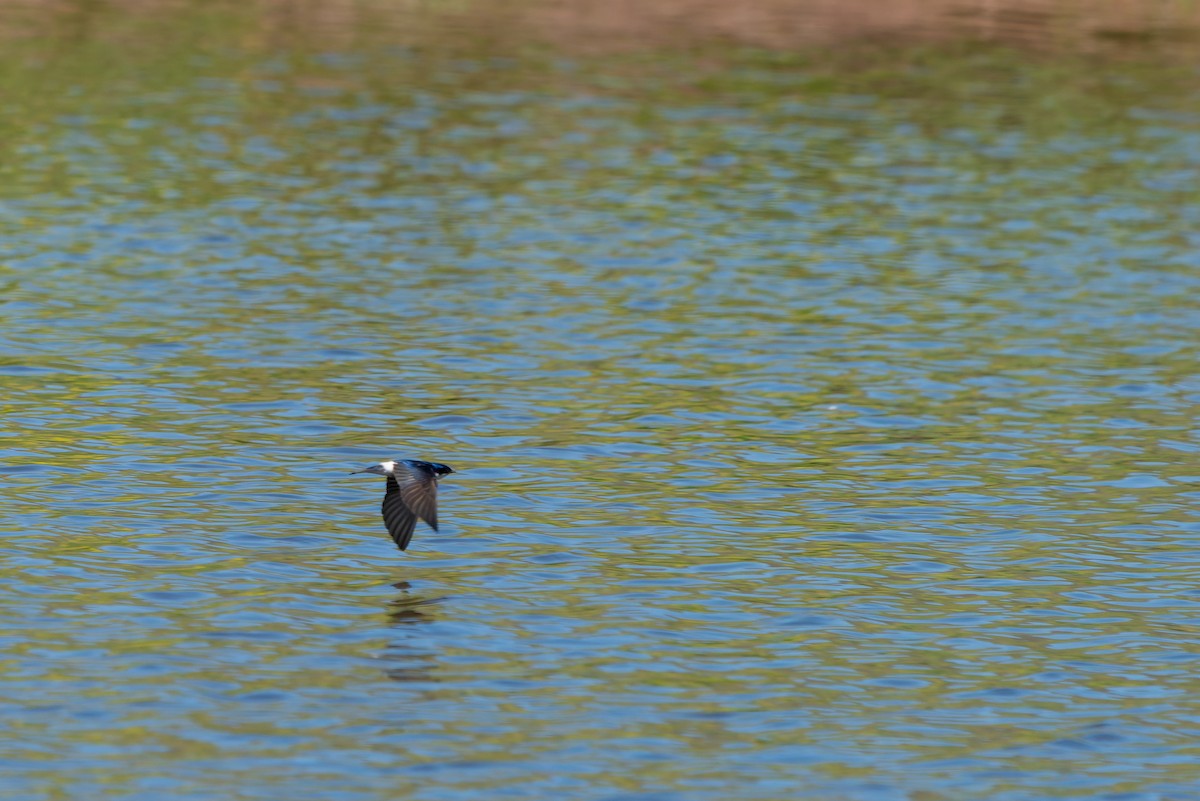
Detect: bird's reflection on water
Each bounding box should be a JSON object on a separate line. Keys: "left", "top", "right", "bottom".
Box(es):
{"left": 379, "top": 581, "right": 448, "bottom": 684}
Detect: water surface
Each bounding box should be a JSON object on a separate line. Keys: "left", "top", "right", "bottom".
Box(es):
{"left": 1, "top": 22, "right": 1199, "bottom": 801}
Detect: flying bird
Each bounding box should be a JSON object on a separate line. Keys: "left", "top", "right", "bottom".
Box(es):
{"left": 351, "top": 459, "right": 455, "bottom": 551}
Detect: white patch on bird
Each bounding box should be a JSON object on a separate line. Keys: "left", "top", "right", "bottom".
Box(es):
{"left": 380, "top": 460, "right": 397, "bottom": 473}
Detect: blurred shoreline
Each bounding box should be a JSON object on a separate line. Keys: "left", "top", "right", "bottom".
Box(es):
{"left": 1, "top": 0, "right": 1198, "bottom": 57}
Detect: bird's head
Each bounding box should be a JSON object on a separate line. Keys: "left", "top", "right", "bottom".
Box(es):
{"left": 429, "top": 462, "right": 455, "bottom": 478}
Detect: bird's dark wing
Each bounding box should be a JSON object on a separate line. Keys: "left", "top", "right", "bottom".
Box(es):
{"left": 396, "top": 461, "right": 440, "bottom": 531}
{"left": 382, "top": 474, "right": 420, "bottom": 551}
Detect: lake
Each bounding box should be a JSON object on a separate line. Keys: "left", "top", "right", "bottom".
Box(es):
{"left": 1, "top": 5, "right": 1198, "bottom": 799}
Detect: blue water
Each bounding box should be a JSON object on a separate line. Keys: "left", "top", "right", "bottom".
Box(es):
{"left": 1, "top": 31, "right": 1198, "bottom": 800}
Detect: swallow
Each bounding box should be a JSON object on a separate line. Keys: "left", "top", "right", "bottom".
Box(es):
{"left": 351, "top": 459, "right": 455, "bottom": 551}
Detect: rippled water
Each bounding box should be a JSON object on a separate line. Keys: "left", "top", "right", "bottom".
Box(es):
{"left": 1, "top": 23, "right": 1199, "bottom": 800}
